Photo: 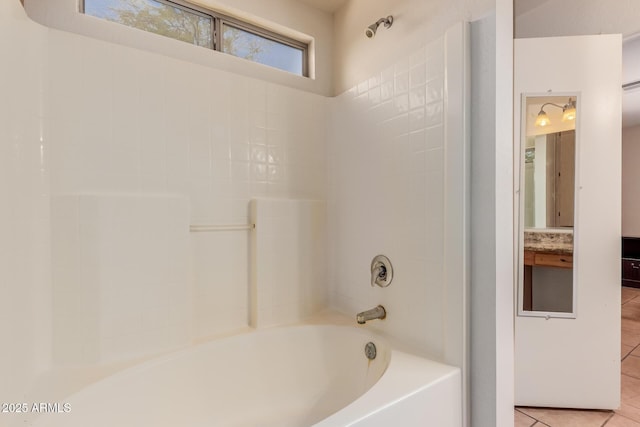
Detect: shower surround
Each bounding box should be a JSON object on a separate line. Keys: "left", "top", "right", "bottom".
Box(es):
{"left": 327, "top": 20, "right": 469, "bottom": 406}
{"left": 46, "top": 24, "right": 328, "bottom": 361}
{"left": 0, "top": 0, "right": 329, "bottom": 395}
{"left": 2, "top": 0, "right": 472, "bottom": 424}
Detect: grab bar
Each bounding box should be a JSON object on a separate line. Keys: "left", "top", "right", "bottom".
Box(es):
{"left": 189, "top": 224, "right": 255, "bottom": 232}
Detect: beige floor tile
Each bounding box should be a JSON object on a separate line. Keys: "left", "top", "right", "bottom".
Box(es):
{"left": 617, "top": 403, "right": 640, "bottom": 423}
{"left": 624, "top": 356, "right": 640, "bottom": 380}
{"left": 607, "top": 414, "right": 640, "bottom": 426}
{"left": 624, "top": 304, "right": 640, "bottom": 320}
{"left": 623, "top": 323, "right": 640, "bottom": 340}
{"left": 623, "top": 306, "right": 640, "bottom": 325}
{"left": 624, "top": 297, "right": 640, "bottom": 308}
{"left": 623, "top": 330, "right": 640, "bottom": 348}
{"left": 623, "top": 301, "right": 640, "bottom": 317}
{"left": 624, "top": 394, "right": 640, "bottom": 411}
{"left": 625, "top": 345, "right": 636, "bottom": 359}
{"left": 623, "top": 287, "right": 640, "bottom": 305}
{"left": 517, "top": 407, "right": 611, "bottom": 427}
{"left": 515, "top": 409, "right": 537, "bottom": 427}
{"left": 622, "top": 375, "right": 640, "bottom": 401}
{"left": 624, "top": 296, "right": 640, "bottom": 306}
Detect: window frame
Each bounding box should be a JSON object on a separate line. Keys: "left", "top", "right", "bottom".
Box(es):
{"left": 218, "top": 16, "right": 308, "bottom": 78}
{"left": 80, "top": 0, "right": 309, "bottom": 77}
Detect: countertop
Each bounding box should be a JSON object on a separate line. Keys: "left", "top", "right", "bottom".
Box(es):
{"left": 524, "top": 228, "right": 573, "bottom": 255}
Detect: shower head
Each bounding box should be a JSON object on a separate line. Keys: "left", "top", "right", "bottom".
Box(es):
{"left": 365, "top": 16, "right": 393, "bottom": 39}
{"left": 365, "top": 24, "right": 378, "bottom": 39}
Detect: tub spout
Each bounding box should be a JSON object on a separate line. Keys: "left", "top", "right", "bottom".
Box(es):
{"left": 356, "top": 305, "right": 386, "bottom": 324}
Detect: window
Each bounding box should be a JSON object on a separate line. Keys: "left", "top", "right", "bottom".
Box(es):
{"left": 82, "top": 0, "right": 309, "bottom": 77}
{"left": 221, "top": 22, "right": 306, "bottom": 77}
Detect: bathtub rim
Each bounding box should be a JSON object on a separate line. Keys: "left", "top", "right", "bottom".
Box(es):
{"left": 25, "top": 312, "right": 462, "bottom": 427}
{"left": 28, "top": 321, "right": 394, "bottom": 427}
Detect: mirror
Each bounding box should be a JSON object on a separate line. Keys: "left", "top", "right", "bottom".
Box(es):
{"left": 519, "top": 94, "right": 578, "bottom": 317}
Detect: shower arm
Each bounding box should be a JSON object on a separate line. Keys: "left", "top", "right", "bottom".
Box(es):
{"left": 376, "top": 17, "right": 393, "bottom": 28}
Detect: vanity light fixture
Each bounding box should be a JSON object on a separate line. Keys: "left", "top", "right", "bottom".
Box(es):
{"left": 535, "top": 110, "right": 551, "bottom": 127}
{"left": 534, "top": 97, "right": 577, "bottom": 127}
{"left": 561, "top": 99, "right": 577, "bottom": 121}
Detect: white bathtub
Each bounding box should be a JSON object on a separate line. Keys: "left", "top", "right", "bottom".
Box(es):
{"left": 32, "top": 325, "right": 461, "bottom": 427}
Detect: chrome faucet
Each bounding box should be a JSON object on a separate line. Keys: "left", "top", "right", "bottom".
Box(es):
{"left": 356, "top": 305, "right": 386, "bottom": 324}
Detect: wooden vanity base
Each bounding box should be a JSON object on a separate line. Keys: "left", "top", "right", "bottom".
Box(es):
{"left": 523, "top": 250, "right": 573, "bottom": 311}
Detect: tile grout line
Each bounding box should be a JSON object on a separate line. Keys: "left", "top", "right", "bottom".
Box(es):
{"left": 601, "top": 411, "right": 615, "bottom": 426}
{"left": 515, "top": 407, "right": 540, "bottom": 426}
{"left": 622, "top": 291, "right": 640, "bottom": 362}
{"left": 624, "top": 292, "right": 640, "bottom": 305}
{"left": 623, "top": 345, "right": 640, "bottom": 362}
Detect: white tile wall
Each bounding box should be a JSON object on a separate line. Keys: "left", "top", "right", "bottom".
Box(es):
{"left": 328, "top": 24, "right": 468, "bottom": 362}
{"left": 47, "top": 32, "right": 327, "bottom": 210}
{"left": 0, "top": 0, "right": 51, "bottom": 404}
{"left": 190, "top": 231, "right": 250, "bottom": 339}
{"left": 250, "top": 199, "right": 327, "bottom": 328}
{"left": 45, "top": 25, "right": 328, "bottom": 347}
{"left": 51, "top": 195, "right": 190, "bottom": 364}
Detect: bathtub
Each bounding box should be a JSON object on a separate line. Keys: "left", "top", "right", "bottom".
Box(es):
{"left": 31, "top": 325, "right": 461, "bottom": 427}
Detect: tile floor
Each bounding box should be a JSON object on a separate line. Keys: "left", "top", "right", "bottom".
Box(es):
{"left": 515, "top": 287, "right": 640, "bottom": 426}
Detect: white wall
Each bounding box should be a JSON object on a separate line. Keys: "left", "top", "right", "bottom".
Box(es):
{"left": 469, "top": 10, "right": 516, "bottom": 427}
{"left": 469, "top": 0, "right": 514, "bottom": 424}
{"left": 0, "top": 0, "right": 51, "bottom": 406}
{"left": 515, "top": 0, "right": 640, "bottom": 39}
{"left": 332, "top": 0, "right": 493, "bottom": 95}
{"left": 469, "top": 16, "right": 498, "bottom": 425}
{"left": 623, "top": 125, "right": 640, "bottom": 237}
{"left": 24, "top": 0, "right": 334, "bottom": 96}
{"left": 493, "top": 0, "right": 515, "bottom": 422}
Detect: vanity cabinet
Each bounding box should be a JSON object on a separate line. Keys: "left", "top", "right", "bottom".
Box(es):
{"left": 622, "top": 237, "right": 640, "bottom": 288}
{"left": 523, "top": 249, "right": 573, "bottom": 311}
{"left": 623, "top": 259, "right": 640, "bottom": 286}
{"left": 522, "top": 229, "right": 574, "bottom": 311}
{"left": 526, "top": 251, "right": 573, "bottom": 269}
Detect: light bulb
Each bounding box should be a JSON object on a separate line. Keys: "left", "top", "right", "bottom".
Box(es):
{"left": 562, "top": 106, "right": 576, "bottom": 122}
{"left": 535, "top": 110, "right": 551, "bottom": 127}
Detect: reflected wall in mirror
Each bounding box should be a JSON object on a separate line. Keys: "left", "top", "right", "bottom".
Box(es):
{"left": 519, "top": 94, "right": 578, "bottom": 317}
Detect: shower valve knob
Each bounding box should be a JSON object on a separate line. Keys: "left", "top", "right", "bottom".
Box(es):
{"left": 371, "top": 255, "right": 393, "bottom": 287}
